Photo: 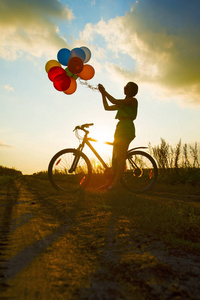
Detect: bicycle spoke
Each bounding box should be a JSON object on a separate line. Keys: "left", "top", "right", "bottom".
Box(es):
{"left": 121, "top": 150, "right": 157, "bottom": 193}
{"left": 48, "top": 149, "right": 92, "bottom": 192}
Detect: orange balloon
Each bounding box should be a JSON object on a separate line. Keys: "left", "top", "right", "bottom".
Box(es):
{"left": 78, "top": 64, "right": 95, "bottom": 80}
{"left": 45, "top": 60, "right": 61, "bottom": 73}
{"left": 63, "top": 77, "right": 77, "bottom": 95}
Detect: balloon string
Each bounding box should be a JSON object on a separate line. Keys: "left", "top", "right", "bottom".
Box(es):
{"left": 78, "top": 78, "right": 99, "bottom": 91}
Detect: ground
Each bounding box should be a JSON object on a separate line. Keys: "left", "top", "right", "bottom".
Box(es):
{"left": 0, "top": 176, "right": 200, "bottom": 299}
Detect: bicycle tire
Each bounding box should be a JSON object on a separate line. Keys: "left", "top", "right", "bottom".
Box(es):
{"left": 48, "top": 148, "right": 92, "bottom": 192}
{"left": 121, "top": 150, "right": 158, "bottom": 193}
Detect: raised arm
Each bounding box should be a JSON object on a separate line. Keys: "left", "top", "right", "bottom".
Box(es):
{"left": 102, "top": 93, "right": 118, "bottom": 111}
{"left": 98, "top": 84, "right": 118, "bottom": 111}
{"left": 98, "top": 84, "right": 135, "bottom": 106}
{"left": 104, "top": 90, "right": 135, "bottom": 105}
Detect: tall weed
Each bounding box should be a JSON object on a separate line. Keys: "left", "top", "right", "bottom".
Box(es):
{"left": 149, "top": 139, "right": 200, "bottom": 186}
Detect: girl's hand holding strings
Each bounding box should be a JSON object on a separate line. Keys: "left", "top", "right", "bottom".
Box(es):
{"left": 98, "top": 84, "right": 105, "bottom": 94}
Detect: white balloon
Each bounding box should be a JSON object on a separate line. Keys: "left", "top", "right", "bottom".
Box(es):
{"left": 80, "top": 46, "right": 91, "bottom": 63}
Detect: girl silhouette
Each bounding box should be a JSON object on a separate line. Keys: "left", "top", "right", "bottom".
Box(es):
{"left": 98, "top": 82, "right": 138, "bottom": 190}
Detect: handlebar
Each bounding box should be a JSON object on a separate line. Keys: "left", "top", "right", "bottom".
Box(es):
{"left": 73, "top": 123, "right": 94, "bottom": 132}
{"left": 73, "top": 123, "right": 114, "bottom": 145}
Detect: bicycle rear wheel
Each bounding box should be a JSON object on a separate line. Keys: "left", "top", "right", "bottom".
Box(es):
{"left": 48, "top": 148, "right": 92, "bottom": 192}
{"left": 121, "top": 150, "right": 157, "bottom": 193}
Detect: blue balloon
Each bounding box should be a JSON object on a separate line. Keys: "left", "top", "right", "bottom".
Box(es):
{"left": 57, "top": 48, "right": 70, "bottom": 66}
{"left": 68, "top": 48, "right": 86, "bottom": 62}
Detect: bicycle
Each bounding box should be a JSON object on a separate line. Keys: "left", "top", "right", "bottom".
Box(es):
{"left": 48, "top": 123, "right": 158, "bottom": 193}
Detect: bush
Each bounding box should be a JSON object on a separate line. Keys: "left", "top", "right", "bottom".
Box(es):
{"left": 0, "top": 165, "right": 22, "bottom": 177}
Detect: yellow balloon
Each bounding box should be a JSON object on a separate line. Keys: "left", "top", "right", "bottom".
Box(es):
{"left": 45, "top": 60, "right": 61, "bottom": 73}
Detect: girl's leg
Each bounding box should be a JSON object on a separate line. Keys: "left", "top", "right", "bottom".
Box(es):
{"left": 112, "top": 143, "right": 118, "bottom": 175}
{"left": 111, "top": 141, "right": 129, "bottom": 187}
{"left": 102, "top": 144, "right": 118, "bottom": 187}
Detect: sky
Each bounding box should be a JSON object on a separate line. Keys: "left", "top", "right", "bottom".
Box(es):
{"left": 0, "top": 0, "right": 200, "bottom": 174}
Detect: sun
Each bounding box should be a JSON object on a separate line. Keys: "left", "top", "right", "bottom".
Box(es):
{"left": 85, "top": 128, "right": 114, "bottom": 165}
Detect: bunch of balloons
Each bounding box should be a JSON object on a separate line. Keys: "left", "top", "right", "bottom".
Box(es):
{"left": 45, "top": 46, "right": 95, "bottom": 95}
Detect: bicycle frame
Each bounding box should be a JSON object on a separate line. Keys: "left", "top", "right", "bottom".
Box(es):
{"left": 70, "top": 126, "right": 149, "bottom": 174}
{"left": 80, "top": 136, "right": 109, "bottom": 168}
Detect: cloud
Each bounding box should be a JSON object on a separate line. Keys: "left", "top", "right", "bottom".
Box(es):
{"left": 80, "top": 0, "right": 200, "bottom": 105}
{"left": 0, "top": 142, "right": 13, "bottom": 148}
{"left": 4, "top": 84, "right": 14, "bottom": 92}
{"left": 0, "top": 0, "right": 74, "bottom": 60}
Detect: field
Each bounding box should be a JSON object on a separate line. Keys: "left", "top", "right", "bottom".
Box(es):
{"left": 0, "top": 168, "right": 200, "bottom": 299}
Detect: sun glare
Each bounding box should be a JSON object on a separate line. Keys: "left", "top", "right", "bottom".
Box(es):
{"left": 85, "top": 129, "right": 113, "bottom": 165}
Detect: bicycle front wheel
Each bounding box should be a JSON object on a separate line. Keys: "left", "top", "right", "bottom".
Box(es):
{"left": 48, "top": 148, "right": 92, "bottom": 192}
{"left": 121, "top": 150, "right": 158, "bottom": 193}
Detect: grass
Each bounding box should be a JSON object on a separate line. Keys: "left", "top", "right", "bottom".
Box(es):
{"left": 0, "top": 165, "right": 22, "bottom": 176}
{"left": 2, "top": 162, "right": 200, "bottom": 254}
{"left": 87, "top": 182, "right": 200, "bottom": 255}
{"left": 0, "top": 165, "right": 22, "bottom": 184}
{"left": 0, "top": 175, "right": 13, "bottom": 184}
{"left": 2, "top": 172, "right": 200, "bottom": 299}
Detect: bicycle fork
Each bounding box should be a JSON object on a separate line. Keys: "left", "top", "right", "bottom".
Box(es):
{"left": 68, "top": 141, "right": 85, "bottom": 173}
{"left": 127, "top": 157, "right": 143, "bottom": 177}
{"left": 128, "top": 156, "right": 153, "bottom": 179}
{"left": 67, "top": 151, "right": 87, "bottom": 186}
{"left": 68, "top": 153, "right": 81, "bottom": 173}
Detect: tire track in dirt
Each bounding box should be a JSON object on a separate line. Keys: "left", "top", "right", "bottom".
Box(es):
{"left": 0, "top": 179, "right": 20, "bottom": 293}
{"left": 0, "top": 177, "right": 76, "bottom": 298}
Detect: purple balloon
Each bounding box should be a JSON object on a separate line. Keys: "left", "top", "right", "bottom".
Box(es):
{"left": 68, "top": 48, "right": 86, "bottom": 62}
{"left": 80, "top": 46, "right": 91, "bottom": 63}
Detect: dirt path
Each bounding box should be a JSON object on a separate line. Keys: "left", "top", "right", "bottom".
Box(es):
{"left": 0, "top": 176, "right": 200, "bottom": 299}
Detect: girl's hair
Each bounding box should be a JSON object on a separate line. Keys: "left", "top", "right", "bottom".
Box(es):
{"left": 128, "top": 82, "right": 138, "bottom": 96}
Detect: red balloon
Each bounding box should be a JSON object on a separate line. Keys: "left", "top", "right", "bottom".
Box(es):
{"left": 68, "top": 57, "right": 84, "bottom": 74}
{"left": 53, "top": 74, "right": 71, "bottom": 91}
{"left": 78, "top": 64, "right": 95, "bottom": 80}
{"left": 48, "top": 66, "right": 66, "bottom": 81}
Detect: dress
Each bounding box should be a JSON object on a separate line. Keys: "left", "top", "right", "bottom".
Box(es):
{"left": 114, "top": 100, "right": 138, "bottom": 144}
